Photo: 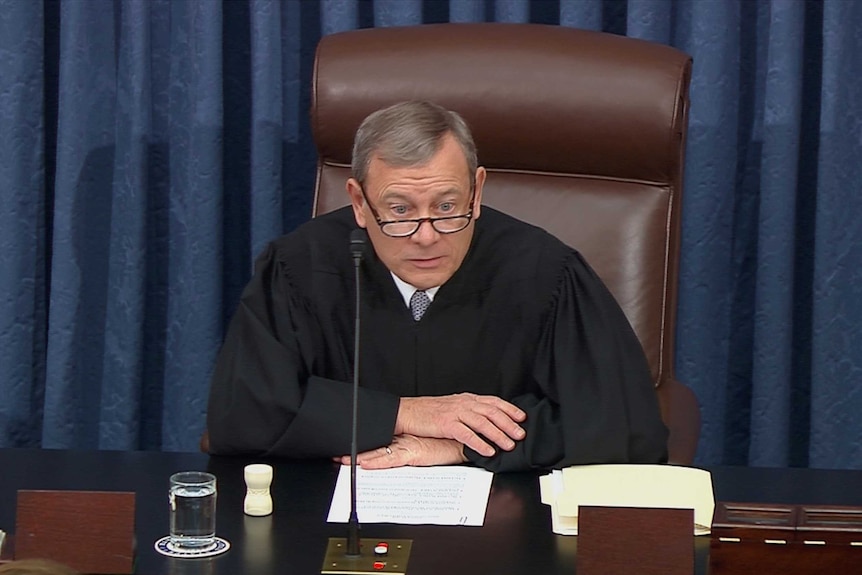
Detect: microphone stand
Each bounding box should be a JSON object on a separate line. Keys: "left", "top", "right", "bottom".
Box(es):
{"left": 346, "top": 238, "right": 362, "bottom": 556}
{"left": 322, "top": 229, "right": 413, "bottom": 574}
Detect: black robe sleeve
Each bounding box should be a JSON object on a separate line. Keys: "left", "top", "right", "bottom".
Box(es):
{"left": 465, "top": 252, "right": 668, "bottom": 471}
{"left": 206, "top": 243, "right": 400, "bottom": 457}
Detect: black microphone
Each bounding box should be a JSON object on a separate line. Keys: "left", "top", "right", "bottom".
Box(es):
{"left": 321, "top": 228, "right": 411, "bottom": 573}
{"left": 350, "top": 228, "right": 366, "bottom": 263}
{"left": 346, "top": 228, "right": 365, "bottom": 557}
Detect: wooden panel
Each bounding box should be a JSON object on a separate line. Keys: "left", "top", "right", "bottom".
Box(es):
{"left": 710, "top": 501, "right": 862, "bottom": 575}
{"left": 577, "top": 506, "right": 693, "bottom": 575}
{"left": 15, "top": 490, "right": 136, "bottom": 574}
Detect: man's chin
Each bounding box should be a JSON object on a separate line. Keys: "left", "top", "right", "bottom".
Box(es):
{"left": 399, "top": 268, "right": 451, "bottom": 290}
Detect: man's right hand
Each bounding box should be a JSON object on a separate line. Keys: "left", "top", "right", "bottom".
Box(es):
{"left": 394, "top": 393, "right": 527, "bottom": 457}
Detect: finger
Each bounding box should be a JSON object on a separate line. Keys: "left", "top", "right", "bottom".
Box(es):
{"left": 456, "top": 409, "right": 525, "bottom": 450}
{"left": 475, "top": 396, "right": 527, "bottom": 421}
{"left": 360, "top": 457, "right": 403, "bottom": 470}
{"left": 469, "top": 398, "right": 526, "bottom": 440}
{"left": 355, "top": 447, "right": 389, "bottom": 465}
{"left": 451, "top": 424, "right": 496, "bottom": 457}
{"left": 360, "top": 449, "right": 408, "bottom": 470}
{"left": 463, "top": 403, "right": 526, "bottom": 442}
{"left": 458, "top": 418, "right": 514, "bottom": 451}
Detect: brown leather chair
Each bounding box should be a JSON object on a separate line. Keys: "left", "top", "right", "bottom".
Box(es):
{"left": 311, "top": 23, "right": 700, "bottom": 465}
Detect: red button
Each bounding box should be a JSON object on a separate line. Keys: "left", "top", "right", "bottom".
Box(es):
{"left": 373, "top": 561, "right": 386, "bottom": 570}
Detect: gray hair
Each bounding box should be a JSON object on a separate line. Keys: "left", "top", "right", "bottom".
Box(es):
{"left": 351, "top": 101, "right": 478, "bottom": 188}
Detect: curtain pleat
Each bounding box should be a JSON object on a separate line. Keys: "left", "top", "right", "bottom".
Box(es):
{"left": 250, "top": 0, "right": 285, "bottom": 261}
{"left": 450, "top": 0, "right": 484, "bottom": 23}
{"left": 159, "top": 0, "right": 224, "bottom": 451}
{"left": 560, "top": 0, "right": 602, "bottom": 30}
{"left": 321, "top": 0, "right": 358, "bottom": 36}
{"left": 374, "top": 0, "right": 423, "bottom": 27}
{"left": 810, "top": 0, "right": 862, "bottom": 469}
{"left": 747, "top": 0, "right": 805, "bottom": 467}
{"left": 0, "top": 0, "right": 46, "bottom": 448}
{"left": 676, "top": 0, "right": 742, "bottom": 465}
{"left": 43, "top": 0, "right": 118, "bottom": 448}
{"left": 494, "top": 0, "right": 530, "bottom": 23}
{"left": 99, "top": 0, "right": 152, "bottom": 450}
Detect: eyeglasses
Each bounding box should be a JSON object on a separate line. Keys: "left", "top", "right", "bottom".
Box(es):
{"left": 360, "top": 185, "right": 476, "bottom": 238}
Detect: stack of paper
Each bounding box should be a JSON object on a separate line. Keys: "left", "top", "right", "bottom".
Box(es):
{"left": 327, "top": 465, "right": 494, "bottom": 526}
{"left": 539, "top": 464, "right": 715, "bottom": 536}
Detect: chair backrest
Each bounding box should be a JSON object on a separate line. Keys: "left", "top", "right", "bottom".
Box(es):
{"left": 310, "top": 23, "right": 699, "bottom": 464}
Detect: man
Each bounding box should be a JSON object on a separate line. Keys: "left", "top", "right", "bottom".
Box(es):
{"left": 206, "top": 101, "right": 668, "bottom": 472}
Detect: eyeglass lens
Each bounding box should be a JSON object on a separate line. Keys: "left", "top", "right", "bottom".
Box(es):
{"left": 381, "top": 216, "right": 471, "bottom": 237}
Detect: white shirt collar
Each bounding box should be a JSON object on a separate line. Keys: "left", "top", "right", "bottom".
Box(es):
{"left": 390, "top": 272, "right": 440, "bottom": 309}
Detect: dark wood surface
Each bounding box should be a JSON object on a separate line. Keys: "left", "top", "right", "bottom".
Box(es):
{"left": 16, "top": 489, "right": 136, "bottom": 573}
{"left": 577, "top": 506, "right": 693, "bottom": 575}
{"left": 1, "top": 449, "right": 862, "bottom": 574}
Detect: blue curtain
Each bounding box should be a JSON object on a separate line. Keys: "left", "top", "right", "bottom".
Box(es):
{"left": 1, "top": 0, "right": 860, "bottom": 469}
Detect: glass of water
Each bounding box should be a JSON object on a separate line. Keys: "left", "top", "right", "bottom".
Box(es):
{"left": 169, "top": 471, "right": 217, "bottom": 550}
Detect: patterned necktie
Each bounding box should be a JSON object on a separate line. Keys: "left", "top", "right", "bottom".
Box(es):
{"left": 410, "top": 290, "right": 431, "bottom": 321}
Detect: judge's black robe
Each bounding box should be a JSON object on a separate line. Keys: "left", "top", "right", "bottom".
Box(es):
{"left": 206, "top": 206, "right": 668, "bottom": 471}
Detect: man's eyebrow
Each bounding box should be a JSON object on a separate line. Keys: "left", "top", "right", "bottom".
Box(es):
{"left": 380, "top": 188, "right": 463, "bottom": 202}
{"left": 378, "top": 191, "right": 413, "bottom": 203}
{"left": 435, "top": 188, "right": 462, "bottom": 198}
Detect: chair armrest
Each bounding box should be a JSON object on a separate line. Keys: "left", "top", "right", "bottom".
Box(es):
{"left": 656, "top": 378, "right": 701, "bottom": 465}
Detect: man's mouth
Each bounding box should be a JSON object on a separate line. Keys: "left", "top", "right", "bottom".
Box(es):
{"left": 408, "top": 256, "right": 443, "bottom": 269}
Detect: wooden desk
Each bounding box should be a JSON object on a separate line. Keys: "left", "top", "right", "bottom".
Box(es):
{"left": 1, "top": 449, "right": 861, "bottom": 574}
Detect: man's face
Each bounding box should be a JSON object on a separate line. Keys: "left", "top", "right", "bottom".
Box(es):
{"left": 347, "top": 134, "right": 485, "bottom": 290}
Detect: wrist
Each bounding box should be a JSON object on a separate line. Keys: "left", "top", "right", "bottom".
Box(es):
{"left": 394, "top": 397, "right": 409, "bottom": 435}
{"left": 458, "top": 442, "right": 468, "bottom": 464}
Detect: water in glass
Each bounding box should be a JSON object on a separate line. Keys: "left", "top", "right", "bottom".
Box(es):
{"left": 169, "top": 471, "right": 217, "bottom": 549}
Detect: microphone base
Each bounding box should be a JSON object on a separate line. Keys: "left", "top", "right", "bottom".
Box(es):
{"left": 321, "top": 537, "right": 413, "bottom": 574}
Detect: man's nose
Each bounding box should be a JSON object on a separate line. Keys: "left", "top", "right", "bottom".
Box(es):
{"left": 410, "top": 219, "right": 440, "bottom": 245}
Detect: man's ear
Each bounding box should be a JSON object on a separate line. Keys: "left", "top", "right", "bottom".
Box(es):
{"left": 473, "top": 167, "right": 486, "bottom": 220}
{"left": 346, "top": 178, "right": 367, "bottom": 228}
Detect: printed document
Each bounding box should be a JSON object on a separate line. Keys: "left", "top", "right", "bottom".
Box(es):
{"left": 327, "top": 465, "right": 493, "bottom": 526}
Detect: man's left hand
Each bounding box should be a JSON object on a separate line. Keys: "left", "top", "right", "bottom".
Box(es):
{"left": 335, "top": 434, "right": 468, "bottom": 469}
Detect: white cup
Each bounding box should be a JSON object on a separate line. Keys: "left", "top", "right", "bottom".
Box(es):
{"left": 244, "top": 464, "right": 273, "bottom": 516}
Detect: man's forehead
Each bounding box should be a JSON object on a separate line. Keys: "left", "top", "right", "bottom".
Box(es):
{"left": 364, "top": 172, "right": 471, "bottom": 202}
{"left": 375, "top": 186, "right": 464, "bottom": 204}
{"left": 366, "top": 153, "right": 470, "bottom": 190}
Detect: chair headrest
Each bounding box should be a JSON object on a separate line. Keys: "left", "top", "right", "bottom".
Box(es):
{"left": 312, "top": 23, "right": 692, "bottom": 183}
